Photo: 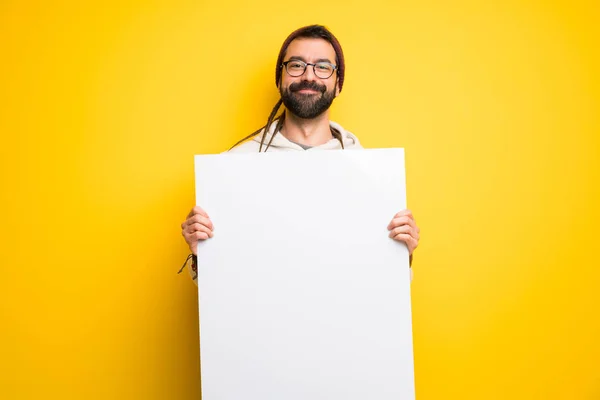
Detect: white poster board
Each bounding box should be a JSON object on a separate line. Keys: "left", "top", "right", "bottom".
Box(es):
{"left": 195, "top": 149, "right": 414, "bottom": 400}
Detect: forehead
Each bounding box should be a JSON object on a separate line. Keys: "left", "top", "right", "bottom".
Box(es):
{"left": 284, "top": 38, "right": 336, "bottom": 63}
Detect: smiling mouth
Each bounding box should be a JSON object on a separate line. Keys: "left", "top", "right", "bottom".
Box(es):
{"left": 295, "top": 89, "right": 319, "bottom": 94}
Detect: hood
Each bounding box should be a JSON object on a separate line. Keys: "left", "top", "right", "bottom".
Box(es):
{"left": 248, "top": 120, "right": 362, "bottom": 151}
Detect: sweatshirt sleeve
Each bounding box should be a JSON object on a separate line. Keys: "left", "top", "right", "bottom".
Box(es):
{"left": 188, "top": 255, "right": 198, "bottom": 286}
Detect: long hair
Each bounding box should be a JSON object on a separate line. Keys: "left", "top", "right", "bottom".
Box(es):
{"left": 230, "top": 25, "right": 345, "bottom": 152}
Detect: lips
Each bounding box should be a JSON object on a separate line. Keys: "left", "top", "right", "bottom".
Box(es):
{"left": 296, "top": 89, "right": 319, "bottom": 94}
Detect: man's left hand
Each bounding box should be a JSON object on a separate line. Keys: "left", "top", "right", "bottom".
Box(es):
{"left": 387, "top": 209, "right": 420, "bottom": 256}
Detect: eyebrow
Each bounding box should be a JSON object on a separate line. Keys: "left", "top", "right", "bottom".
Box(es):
{"left": 287, "top": 56, "right": 334, "bottom": 64}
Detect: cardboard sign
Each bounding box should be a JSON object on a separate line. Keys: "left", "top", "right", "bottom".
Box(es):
{"left": 195, "top": 149, "right": 414, "bottom": 400}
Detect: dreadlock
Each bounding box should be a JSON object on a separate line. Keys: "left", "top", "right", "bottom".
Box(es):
{"left": 229, "top": 99, "right": 285, "bottom": 152}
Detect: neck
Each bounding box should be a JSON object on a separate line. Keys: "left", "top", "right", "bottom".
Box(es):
{"left": 281, "top": 110, "right": 333, "bottom": 147}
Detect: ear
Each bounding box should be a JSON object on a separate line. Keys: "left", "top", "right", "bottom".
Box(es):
{"left": 335, "top": 77, "right": 341, "bottom": 97}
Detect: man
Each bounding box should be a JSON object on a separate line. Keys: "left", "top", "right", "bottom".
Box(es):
{"left": 180, "top": 25, "right": 420, "bottom": 280}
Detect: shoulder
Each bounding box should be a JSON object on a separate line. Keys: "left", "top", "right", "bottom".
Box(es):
{"left": 226, "top": 139, "right": 261, "bottom": 153}
{"left": 329, "top": 121, "right": 363, "bottom": 150}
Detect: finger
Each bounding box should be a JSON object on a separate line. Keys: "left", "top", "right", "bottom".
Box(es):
{"left": 387, "top": 216, "right": 416, "bottom": 231}
{"left": 391, "top": 232, "right": 412, "bottom": 244}
{"left": 388, "top": 225, "right": 412, "bottom": 238}
{"left": 390, "top": 225, "right": 420, "bottom": 242}
{"left": 187, "top": 214, "right": 214, "bottom": 230}
{"left": 187, "top": 232, "right": 210, "bottom": 255}
{"left": 187, "top": 222, "right": 214, "bottom": 238}
{"left": 192, "top": 231, "right": 210, "bottom": 241}
{"left": 394, "top": 209, "right": 413, "bottom": 220}
{"left": 184, "top": 230, "right": 211, "bottom": 254}
{"left": 187, "top": 206, "right": 209, "bottom": 219}
{"left": 391, "top": 233, "right": 419, "bottom": 254}
{"left": 388, "top": 216, "right": 414, "bottom": 230}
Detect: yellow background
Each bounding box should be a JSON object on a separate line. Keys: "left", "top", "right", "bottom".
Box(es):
{"left": 1, "top": 0, "right": 599, "bottom": 399}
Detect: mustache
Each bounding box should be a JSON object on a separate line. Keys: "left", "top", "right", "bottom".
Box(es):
{"left": 289, "top": 81, "right": 327, "bottom": 93}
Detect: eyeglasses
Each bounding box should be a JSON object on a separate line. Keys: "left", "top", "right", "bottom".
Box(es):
{"left": 281, "top": 60, "right": 337, "bottom": 79}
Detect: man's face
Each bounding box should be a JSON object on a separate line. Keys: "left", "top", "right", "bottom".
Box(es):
{"left": 279, "top": 38, "right": 340, "bottom": 119}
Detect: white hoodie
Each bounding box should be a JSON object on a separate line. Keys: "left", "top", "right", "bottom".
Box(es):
{"left": 229, "top": 120, "right": 362, "bottom": 153}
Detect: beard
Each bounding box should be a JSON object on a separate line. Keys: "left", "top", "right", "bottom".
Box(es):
{"left": 280, "top": 81, "right": 336, "bottom": 119}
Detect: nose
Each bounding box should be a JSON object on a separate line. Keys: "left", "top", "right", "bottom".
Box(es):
{"left": 301, "top": 64, "right": 317, "bottom": 81}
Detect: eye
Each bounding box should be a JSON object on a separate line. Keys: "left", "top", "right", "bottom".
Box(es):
{"left": 316, "top": 63, "right": 333, "bottom": 72}
{"left": 288, "top": 61, "right": 305, "bottom": 69}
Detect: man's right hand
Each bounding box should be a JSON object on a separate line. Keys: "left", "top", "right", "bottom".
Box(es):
{"left": 181, "top": 206, "right": 214, "bottom": 255}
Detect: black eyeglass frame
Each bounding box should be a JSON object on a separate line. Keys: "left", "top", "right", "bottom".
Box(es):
{"left": 281, "top": 60, "right": 338, "bottom": 79}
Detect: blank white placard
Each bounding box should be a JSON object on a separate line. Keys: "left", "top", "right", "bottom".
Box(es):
{"left": 195, "top": 149, "right": 414, "bottom": 400}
